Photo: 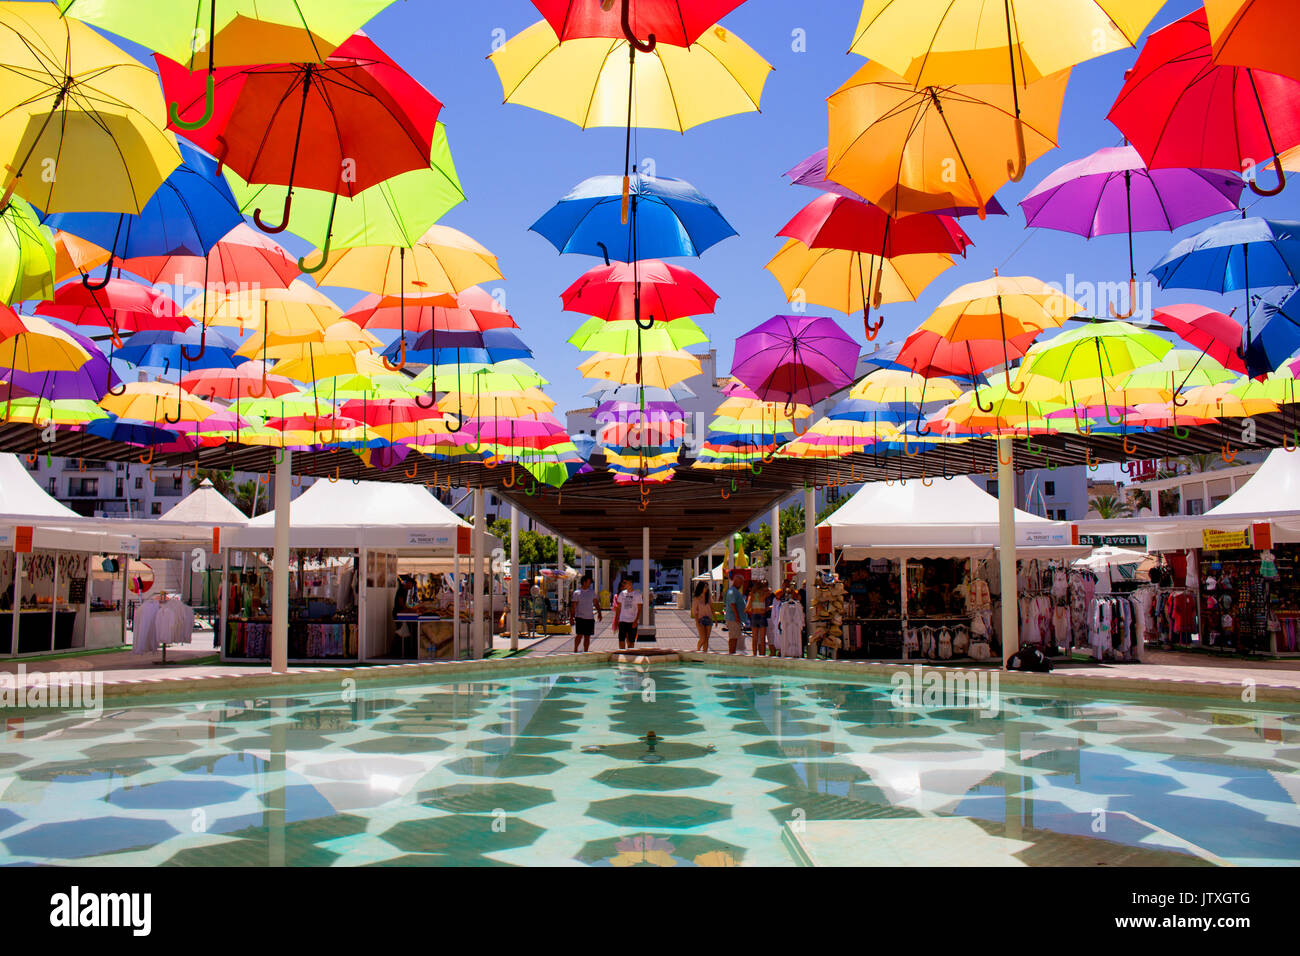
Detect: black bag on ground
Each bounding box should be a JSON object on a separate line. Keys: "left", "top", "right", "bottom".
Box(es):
{"left": 1006, "top": 645, "right": 1053, "bottom": 673}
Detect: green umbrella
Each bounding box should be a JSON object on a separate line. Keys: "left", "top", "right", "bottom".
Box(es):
{"left": 224, "top": 123, "right": 463, "bottom": 257}
{"left": 568, "top": 316, "right": 707, "bottom": 353}
{"left": 1019, "top": 320, "right": 1172, "bottom": 424}
{"left": 411, "top": 360, "right": 547, "bottom": 395}
{"left": 0, "top": 197, "right": 56, "bottom": 305}
{"left": 1122, "top": 347, "right": 1235, "bottom": 399}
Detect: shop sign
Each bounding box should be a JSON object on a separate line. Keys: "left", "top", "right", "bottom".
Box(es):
{"left": 14, "top": 526, "right": 32, "bottom": 553}
{"left": 1202, "top": 528, "right": 1250, "bottom": 551}
{"left": 407, "top": 530, "right": 452, "bottom": 548}
{"left": 1018, "top": 528, "right": 1072, "bottom": 546}
{"left": 455, "top": 526, "right": 472, "bottom": 554}
{"left": 1252, "top": 523, "right": 1273, "bottom": 551}
{"left": 1079, "top": 534, "right": 1147, "bottom": 548}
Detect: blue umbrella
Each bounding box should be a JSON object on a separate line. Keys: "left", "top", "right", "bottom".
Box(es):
{"left": 114, "top": 328, "right": 244, "bottom": 373}
{"left": 1244, "top": 286, "right": 1300, "bottom": 378}
{"left": 530, "top": 174, "right": 736, "bottom": 262}
{"left": 586, "top": 382, "right": 697, "bottom": 404}
{"left": 387, "top": 342, "right": 533, "bottom": 366}
{"left": 86, "top": 416, "right": 180, "bottom": 446}
{"left": 40, "top": 141, "right": 242, "bottom": 289}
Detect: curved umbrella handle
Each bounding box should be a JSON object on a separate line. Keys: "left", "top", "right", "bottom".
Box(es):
{"left": 1123, "top": 434, "right": 1137, "bottom": 455}
{"left": 414, "top": 392, "right": 437, "bottom": 410}
{"left": 253, "top": 192, "right": 292, "bottom": 234}
{"left": 634, "top": 313, "right": 657, "bottom": 331}
{"left": 444, "top": 411, "right": 463, "bottom": 433}
{"left": 482, "top": 454, "right": 501, "bottom": 470}
{"left": 1006, "top": 118, "right": 1027, "bottom": 183}
{"left": 524, "top": 478, "right": 538, "bottom": 497}
{"left": 1172, "top": 389, "right": 1188, "bottom": 407}
{"left": 617, "top": 0, "right": 657, "bottom": 53}
{"left": 405, "top": 461, "right": 419, "bottom": 479}
{"left": 998, "top": 443, "right": 1013, "bottom": 466}
{"left": 1107, "top": 278, "right": 1137, "bottom": 319}
{"left": 1221, "top": 440, "right": 1237, "bottom": 463}
{"left": 382, "top": 335, "right": 407, "bottom": 372}
{"left": 82, "top": 254, "right": 113, "bottom": 291}
{"left": 1249, "top": 154, "right": 1286, "bottom": 197}
{"left": 595, "top": 241, "right": 611, "bottom": 266}
{"left": 1085, "top": 447, "right": 1098, "bottom": 472}
{"left": 163, "top": 401, "right": 183, "bottom": 425}
{"left": 503, "top": 465, "right": 517, "bottom": 488}
{"left": 245, "top": 361, "right": 269, "bottom": 399}
{"left": 181, "top": 324, "right": 207, "bottom": 363}
{"left": 327, "top": 466, "right": 340, "bottom": 483}
{"left": 973, "top": 384, "right": 994, "bottom": 414}
{"left": 1104, "top": 404, "right": 1126, "bottom": 427}
{"left": 864, "top": 314, "right": 884, "bottom": 341}
{"left": 169, "top": 71, "right": 216, "bottom": 131}
{"left": 904, "top": 431, "right": 920, "bottom": 456}
{"left": 1284, "top": 429, "right": 1298, "bottom": 453}
{"left": 298, "top": 230, "right": 333, "bottom": 274}
{"left": 257, "top": 470, "right": 270, "bottom": 485}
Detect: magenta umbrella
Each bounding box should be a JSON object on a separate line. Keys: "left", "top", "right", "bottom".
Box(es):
{"left": 731, "top": 315, "right": 860, "bottom": 412}
{"left": 1019, "top": 145, "right": 1243, "bottom": 318}
{"left": 784, "top": 148, "right": 1007, "bottom": 218}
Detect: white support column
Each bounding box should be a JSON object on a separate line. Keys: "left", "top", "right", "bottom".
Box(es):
{"left": 681, "top": 559, "right": 690, "bottom": 609}
{"left": 509, "top": 504, "right": 520, "bottom": 652}
{"left": 1201, "top": 480, "right": 1210, "bottom": 515}
{"left": 11, "top": 553, "right": 22, "bottom": 657}
{"left": 770, "top": 504, "right": 781, "bottom": 591}
{"left": 997, "top": 438, "right": 1018, "bottom": 664}
{"left": 271, "top": 449, "right": 291, "bottom": 673}
{"left": 217, "top": 547, "right": 228, "bottom": 659}
{"left": 804, "top": 486, "right": 816, "bottom": 656}
{"left": 641, "top": 525, "right": 651, "bottom": 627}
{"left": 472, "top": 487, "right": 485, "bottom": 658}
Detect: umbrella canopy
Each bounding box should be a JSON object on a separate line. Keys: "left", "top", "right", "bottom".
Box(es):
{"left": 568, "top": 316, "right": 707, "bottom": 353}
{"left": 531, "top": 174, "right": 735, "bottom": 261}
{"left": 0, "top": 195, "right": 55, "bottom": 305}
{"left": 778, "top": 194, "right": 974, "bottom": 256}
{"left": 732, "top": 315, "right": 860, "bottom": 408}
{"left": 312, "top": 225, "right": 501, "bottom": 297}
{"left": 50, "top": 230, "right": 111, "bottom": 284}
{"left": 121, "top": 222, "right": 300, "bottom": 289}
{"left": 114, "top": 327, "right": 244, "bottom": 372}
{"left": 1151, "top": 218, "right": 1300, "bottom": 295}
{"left": 899, "top": 326, "right": 1038, "bottom": 379}
{"left": 2, "top": 325, "right": 115, "bottom": 401}
{"left": 1205, "top": 0, "right": 1299, "bottom": 82}
{"left": 346, "top": 285, "right": 513, "bottom": 333}
{"left": 561, "top": 259, "right": 718, "bottom": 322}
{"left": 1245, "top": 287, "right": 1300, "bottom": 376}
{"left": 1107, "top": 9, "right": 1300, "bottom": 194}
{"left": 490, "top": 18, "right": 769, "bottom": 132}
{"left": 1018, "top": 321, "right": 1173, "bottom": 414}
{"left": 180, "top": 363, "right": 296, "bottom": 400}
{"left": 827, "top": 62, "right": 1069, "bottom": 216}
{"left": 40, "top": 139, "right": 242, "bottom": 271}
{"left": 83, "top": 415, "right": 178, "bottom": 446}
{"left": 578, "top": 350, "right": 701, "bottom": 388}
{"left": 0, "top": 2, "right": 181, "bottom": 214}
{"left": 529, "top": 0, "right": 748, "bottom": 47}
{"left": 35, "top": 278, "right": 190, "bottom": 338}
{"left": 785, "top": 147, "right": 1010, "bottom": 216}
{"left": 1150, "top": 304, "right": 1247, "bottom": 374}
{"left": 765, "top": 240, "right": 953, "bottom": 317}
{"left": 98, "top": 380, "right": 218, "bottom": 423}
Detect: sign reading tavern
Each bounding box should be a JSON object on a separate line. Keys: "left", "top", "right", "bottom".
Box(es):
{"left": 1078, "top": 534, "right": 1147, "bottom": 548}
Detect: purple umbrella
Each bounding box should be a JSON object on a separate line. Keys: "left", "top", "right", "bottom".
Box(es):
{"left": 1019, "top": 145, "right": 1243, "bottom": 317}
{"left": 784, "top": 148, "right": 1007, "bottom": 218}
{"left": 732, "top": 315, "right": 861, "bottom": 413}
{"left": 4, "top": 325, "right": 120, "bottom": 401}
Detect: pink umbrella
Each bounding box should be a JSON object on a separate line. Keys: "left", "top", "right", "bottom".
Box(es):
{"left": 731, "top": 315, "right": 860, "bottom": 412}
{"left": 1150, "top": 304, "right": 1247, "bottom": 374}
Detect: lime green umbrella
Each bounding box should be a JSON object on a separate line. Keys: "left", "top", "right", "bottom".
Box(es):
{"left": 411, "top": 360, "right": 547, "bottom": 394}
{"left": 0, "top": 197, "right": 56, "bottom": 304}
{"left": 568, "top": 316, "right": 707, "bottom": 353}
{"left": 2, "top": 396, "right": 105, "bottom": 425}
{"left": 224, "top": 123, "right": 462, "bottom": 255}
{"left": 234, "top": 391, "right": 334, "bottom": 420}
{"left": 1019, "top": 320, "right": 1172, "bottom": 422}
{"left": 1121, "top": 347, "right": 1235, "bottom": 399}
{"left": 1230, "top": 368, "right": 1298, "bottom": 405}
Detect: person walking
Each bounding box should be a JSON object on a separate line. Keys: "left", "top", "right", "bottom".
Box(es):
{"left": 691, "top": 582, "right": 714, "bottom": 652}
{"left": 611, "top": 577, "right": 643, "bottom": 650}
{"left": 748, "top": 582, "right": 771, "bottom": 656}
{"left": 724, "top": 573, "right": 749, "bottom": 655}
{"left": 570, "top": 573, "right": 601, "bottom": 652}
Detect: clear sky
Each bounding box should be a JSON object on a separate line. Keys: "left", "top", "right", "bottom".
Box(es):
{"left": 79, "top": 0, "right": 1297, "bottom": 420}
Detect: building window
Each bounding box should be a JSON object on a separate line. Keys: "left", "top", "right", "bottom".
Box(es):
{"left": 1044, "top": 481, "right": 1055, "bottom": 496}
{"left": 1185, "top": 499, "right": 1204, "bottom": 516}
{"left": 135, "top": 477, "right": 143, "bottom": 489}
{"left": 47, "top": 478, "right": 56, "bottom": 495}
{"left": 151, "top": 502, "right": 162, "bottom": 515}
{"left": 116, "top": 478, "right": 124, "bottom": 497}
{"left": 67, "top": 478, "right": 98, "bottom": 496}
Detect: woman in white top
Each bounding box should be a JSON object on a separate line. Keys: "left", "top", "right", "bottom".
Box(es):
{"left": 691, "top": 582, "right": 714, "bottom": 652}
{"left": 610, "top": 577, "right": 642, "bottom": 650}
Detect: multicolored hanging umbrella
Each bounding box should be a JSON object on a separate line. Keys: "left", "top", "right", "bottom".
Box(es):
{"left": 0, "top": 196, "right": 55, "bottom": 304}
{"left": 568, "top": 317, "right": 707, "bottom": 353}
{"left": 0, "top": 2, "right": 181, "bottom": 214}
{"left": 2, "top": 325, "right": 115, "bottom": 402}
{"left": 529, "top": 0, "right": 749, "bottom": 47}
{"left": 784, "top": 147, "right": 1009, "bottom": 216}
{"left": 732, "top": 314, "right": 859, "bottom": 409}
{"left": 490, "top": 18, "right": 769, "bottom": 132}
{"left": 180, "top": 363, "right": 296, "bottom": 400}
{"left": 765, "top": 240, "right": 953, "bottom": 318}
{"left": 1108, "top": 8, "right": 1300, "bottom": 196}
{"left": 36, "top": 278, "right": 190, "bottom": 342}
{"left": 579, "top": 349, "right": 701, "bottom": 388}
{"left": 1017, "top": 321, "right": 1173, "bottom": 420}
{"left": 1150, "top": 304, "right": 1246, "bottom": 374}
{"left": 561, "top": 259, "right": 718, "bottom": 322}
{"left": 1205, "top": 0, "right": 1299, "bottom": 81}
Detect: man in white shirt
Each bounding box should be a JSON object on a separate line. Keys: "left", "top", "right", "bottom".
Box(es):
{"left": 611, "top": 577, "right": 642, "bottom": 650}
{"left": 570, "top": 574, "right": 602, "bottom": 652}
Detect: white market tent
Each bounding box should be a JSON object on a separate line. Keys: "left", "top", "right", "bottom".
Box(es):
{"left": 160, "top": 478, "right": 249, "bottom": 526}
{"left": 822, "top": 475, "right": 1087, "bottom": 559}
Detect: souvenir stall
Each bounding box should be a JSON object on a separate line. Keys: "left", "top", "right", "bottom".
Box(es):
{"left": 0, "top": 455, "right": 137, "bottom": 657}
{"left": 821, "top": 476, "right": 1087, "bottom": 661}
{"left": 1141, "top": 450, "right": 1300, "bottom": 656}
{"left": 220, "top": 480, "right": 496, "bottom": 663}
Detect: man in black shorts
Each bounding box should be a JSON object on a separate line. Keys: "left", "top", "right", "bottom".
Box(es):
{"left": 571, "top": 573, "right": 602, "bottom": 652}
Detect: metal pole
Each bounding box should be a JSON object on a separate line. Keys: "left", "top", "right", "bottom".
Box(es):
{"left": 998, "top": 437, "right": 1018, "bottom": 664}
{"left": 770, "top": 503, "right": 781, "bottom": 591}
{"left": 641, "top": 525, "right": 651, "bottom": 628}
{"left": 804, "top": 486, "right": 816, "bottom": 657}
{"left": 271, "top": 449, "right": 291, "bottom": 673}
{"left": 473, "top": 487, "right": 485, "bottom": 658}
{"left": 509, "top": 503, "right": 520, "bottom": 652}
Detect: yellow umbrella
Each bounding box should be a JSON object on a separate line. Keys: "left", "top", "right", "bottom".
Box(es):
{"left": 98, "top": 381, "right": 217, "bottom": 422}
{"left": 0, "top": 309, "right": 90, "bottom": 372}
{"left": 438, "top": 388, "right": 556, "bottom": 418}
{"left": 578, "top": 349, "right": 701, "bottom": 388}
{"left": 311, "top": 225, "right": 502, "bottom": 297}
{"left": 713, "top": 398, "right": 811, "bottom": 421}
{"left": 827, "top": 62, "right": 1069, "bottom": 215}
{"left": 489, "top": 19, "right": 770, "bottom": 132}
{"left": 187, "top": 280, "right": 342, "bottom": 334}
{"left": 851, "top": 1, "right": 1163, "bottom": 84}
{"left": 849, "top": 369, "right": 965, "bottom": 404}
{"left": 267, "top": 345, "right": 379, "bottom": 384}
{"left": 249, "top": 319, "right": 380, "bottom": 361}
{"left": 923, "top": 275, "right": 1081, "bottom": 342}
{"left": 1179, "top": 383, "right": 1279, "bottom": 419}
{"left": 765, "top": 239, "right": 954, "bottom": 318}
{"left": 0, "top": 2, "right": 181, "bottom": 213}
{"left": 51, "top": 230, "right": 111, "bottom": 284}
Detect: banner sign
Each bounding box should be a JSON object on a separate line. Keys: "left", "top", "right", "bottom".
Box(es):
{"left": 1202, "top": 528, "right": 1251, "bottom": 551}
{"left": 1079, "top": 534, "right": 1147, "bottom": 548}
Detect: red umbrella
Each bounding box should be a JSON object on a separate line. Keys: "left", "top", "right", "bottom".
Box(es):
{"left": 180, "top": 363, "right": 297, "bottom": 400}
{"left": 778, "top": 194, "right": 974, "bottom": 257}
{"left": 346, "top": 286, "right": 516, "bottom": 333}
{"left": 561, "top": 259, "right": 719, "bottom": 322}
{"left": 530, "top": 0, "right": 749, "bottom": 49}
{"left": 35, "top": 279, "right": 190, "bottom": 344}
{"left": 898, "top": 327, "right": 1040, "bottom": 379}
{"left": 1108, "top": 8, "right": 1300, "bottom": 197}
{"left": 158, "top": 34, "right": 441, "bottom": 234}
{"left": 340, "top": 399, "right": 444, "bottom": 427}
{"left": 1150, "top": 303, "right": 1247, "bottom": 374}
{"left": 121, "top": 223, "right": 300, "bottom": 289}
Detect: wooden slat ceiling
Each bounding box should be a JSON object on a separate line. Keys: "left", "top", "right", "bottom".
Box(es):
{"left": 3, "top": 410, "right": 1294, "bottom": 561}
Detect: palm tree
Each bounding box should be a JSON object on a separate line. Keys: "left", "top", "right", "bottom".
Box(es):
{"left": 1180, "top": 453, "right": 1216, "bottom": 475}
{"left": 1128, "top": 488, "right": 1151, "bottom": 513}
{"left": 1158, "top": 487, "right": 1182, "bottom": 516}
{"left": 1089, "top": 494, "right": 1129, "bottom": 519}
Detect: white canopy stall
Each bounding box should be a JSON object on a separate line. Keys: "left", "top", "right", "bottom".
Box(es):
{"left": 0, "top": 454, "right": 137, "bottom": 656}
{"left": 221, "top": 480, "right": 499, "bottom": 664}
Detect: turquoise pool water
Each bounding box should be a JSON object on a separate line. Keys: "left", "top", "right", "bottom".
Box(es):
{"left": 0, "top": 664, "right": 1297, "bottom": 866}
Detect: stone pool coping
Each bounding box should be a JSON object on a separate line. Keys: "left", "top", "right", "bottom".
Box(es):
{"left": 7, "top": 647, "right": 1297, "bottom": 709}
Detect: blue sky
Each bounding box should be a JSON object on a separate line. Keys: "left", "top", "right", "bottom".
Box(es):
{"left": 81, "top": 0, "right": 1296, "bottom": 417}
